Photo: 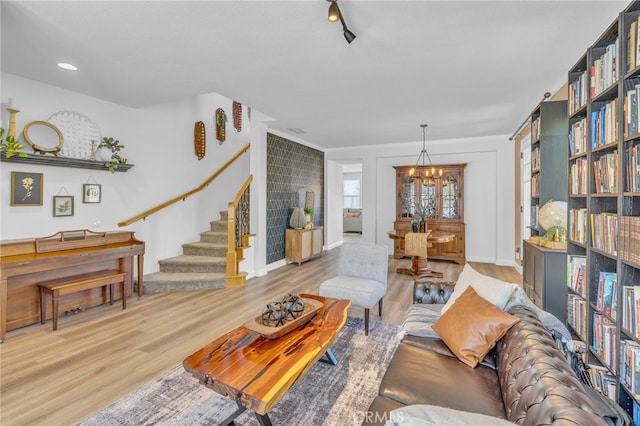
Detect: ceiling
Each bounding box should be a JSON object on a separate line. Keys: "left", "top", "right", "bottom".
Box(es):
{"left": 0, "top": 1, "right": 629, "bottom": 150}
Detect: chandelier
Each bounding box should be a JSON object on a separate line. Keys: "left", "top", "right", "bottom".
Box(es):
{"left": 409, "top": 124, "right": 442, "bottom": 181}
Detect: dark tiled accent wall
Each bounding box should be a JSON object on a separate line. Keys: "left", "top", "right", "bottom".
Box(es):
{"left": 266, "top": 133, "right": 324, "bottom": 264}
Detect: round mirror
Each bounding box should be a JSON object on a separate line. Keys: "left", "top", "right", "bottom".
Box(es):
{"left": 23, "top": 121, "right": 64, "bottom": 155}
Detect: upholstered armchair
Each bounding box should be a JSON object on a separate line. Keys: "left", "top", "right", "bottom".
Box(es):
{"left": 319, "top": 243, "right": 388, "bottom": 335}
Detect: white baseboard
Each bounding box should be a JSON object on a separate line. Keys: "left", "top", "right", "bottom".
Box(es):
{"left": 326, "top": 241, "right": 343, "bottom": 251}
{"left": 266, "top": 259, "right": 287, "bottom": 272}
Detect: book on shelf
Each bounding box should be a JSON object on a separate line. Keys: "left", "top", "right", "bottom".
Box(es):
{"left": 620, "top": 340, "right": 640, "bottom": 400}
{"left": 620, "top": 216, "right": 640, "bottom": 265}
{"left": 531, "top": 174, "right": 540, "bottom": 197}
{"left": 567, "top": 254, "right": 587, "bottom": 297}
{"left": 625, "top": 144, "right": 640, "bottom": 192}
{"left": 591, "top": 99, "right": 619, "bottom": 149}
{"left": 622, "top": 285, "right": 640, "bottom": 339}
{"left": 568, "top": 293, "right": 587, "bottom": 340}
{"left": 636, "top": 15, "right": 640, "bottom": 69}
{"left": 590, "top": 38, "right": 619, "bottom": 97}
{"left": 592, "top": 150, "right": 618, "bottom": 194}
{"left": 531, "top": 146, "right": 540, "bottom": 171}
{"left": 596, "top": 271, "right": 617, "bottom": 319}
{"left": 569, "top": 72, "right": 588, "bottom": 115}
{"left": 569, "top": 208, "right": 587, "bottom": 244}
{"left": 590, "top": 212, "right": 618, "bottom": 255}
{"left": 531, "top": 203, "right": 539, "bottom": 229}
{"left": 628, "top": 19, "right": 638, "bottom": 72}
{"left": 569, "top": 118, "right": 587, "bottom": 156}
{"left": 593, "top": 312, "right": 617, "bottom": 373}
{"left": 569, "top": 157, "right": 588, "bottom": 195}
{"left": 531, "top": 116, "right": 541, "bottom": 142}
{"left": 586, "top": 363, "right": 618, "bottom": 401}
{"left": 624, "top": 84, "right": 639, "bottom": 137}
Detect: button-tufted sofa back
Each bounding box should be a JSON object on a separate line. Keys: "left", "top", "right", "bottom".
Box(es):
{"left": 496, "top": 305, "right": 606, "bottom": 425}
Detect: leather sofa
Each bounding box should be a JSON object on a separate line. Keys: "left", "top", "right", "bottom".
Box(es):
{"left": 364, "top": 281, "right": 626, "bottom": 425}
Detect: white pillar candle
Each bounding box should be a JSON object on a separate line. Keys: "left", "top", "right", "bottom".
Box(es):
{"left": 8, "top": 98, "right": 17, "bottom": 109}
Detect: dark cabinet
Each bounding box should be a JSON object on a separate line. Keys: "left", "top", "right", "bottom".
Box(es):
{"left": 522, "top": 240, "right": 567, "bottom": 322}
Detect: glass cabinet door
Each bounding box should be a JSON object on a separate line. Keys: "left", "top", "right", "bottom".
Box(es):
{"left": 398, "top": 171, "right": 415, "bottom": 219}
{"left": 440, "top": 170, "right": 461, "bottom": 220}
{"left": 420, "top": 179, "right": 436, "bottom": 220}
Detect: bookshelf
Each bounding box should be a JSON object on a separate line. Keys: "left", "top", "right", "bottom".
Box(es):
{"left": 522, "top": 100, "right": 568, "bottom": 321}
{"left": 565, "top": 2, "right": 640, "bottom": 418}
{"left": 529, "top": 101, "right": 568, "bottom": 236}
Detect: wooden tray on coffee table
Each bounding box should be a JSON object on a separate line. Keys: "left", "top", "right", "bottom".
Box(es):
{"left": 243, "top": 297, "right": 323, "bottom": 339}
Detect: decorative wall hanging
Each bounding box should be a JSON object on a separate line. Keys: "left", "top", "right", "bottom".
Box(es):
{"left": 10, "top": 171, "right": 43, "bottom": 206}
{"left": 22, "top": 120, "right": 64, "bottom": 155}
{"left": 233, "top": 101, "right": 242, "bottom": 132}
{"left": 83, "top": 183, "right": 101, "bottom": 203}
{"left": 53, "top": 195, "right": 74, "bottom": 217}
{"left": 215, "top": 108, "right": 226, "bottom": 143}
{"left": 194, "top": 121, "right": 206, "bottom": 160}
{"left": 47, "top": 111, "right": 101, "bottom": 159}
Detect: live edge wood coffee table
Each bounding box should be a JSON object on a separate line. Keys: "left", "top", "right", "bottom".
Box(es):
{"left": 182, "top": 294, "right": 351, "bottom": 426}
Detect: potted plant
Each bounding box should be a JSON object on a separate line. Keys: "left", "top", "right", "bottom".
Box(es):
{"left": 304, "top": 207, "right": 315, "bottom": 229}
{"left": 97, "top": 136, "right": 126, "bottom": 172}
{"left": 412, "top": 197, "right": 432, "bottom": 232}
{"left": 0, "top": 128, "right": 27, "bottom": 159}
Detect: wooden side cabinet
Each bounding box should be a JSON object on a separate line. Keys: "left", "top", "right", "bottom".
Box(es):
{"left": 522, "top": 240, "right": 567, "bottom": 322}
{"left": 285, "top": 227, "right": 323, "bottom": 265}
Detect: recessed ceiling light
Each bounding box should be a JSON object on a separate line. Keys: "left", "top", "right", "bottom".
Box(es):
{"left": 57, "top": 62, "right": 78, "bottom": 71}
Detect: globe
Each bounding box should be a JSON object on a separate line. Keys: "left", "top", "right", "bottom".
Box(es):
{"left": 538, "top": 200, "right": 567, "bottom": 231}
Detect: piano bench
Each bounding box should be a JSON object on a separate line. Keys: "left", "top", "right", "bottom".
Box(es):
{"left": 38, "top": 271, "right": 126, "bottom": 331}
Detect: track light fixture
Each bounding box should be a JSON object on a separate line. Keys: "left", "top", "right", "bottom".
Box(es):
{"left": 326, "top": 0, "right": 356, "bottom": 44}
{"left": 328, "top": 1, "right": 340, "bottom": 22}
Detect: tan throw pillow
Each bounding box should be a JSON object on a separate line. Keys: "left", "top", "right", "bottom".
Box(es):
{"left": 432, "top": 286, "right": 520, "bottom": 368}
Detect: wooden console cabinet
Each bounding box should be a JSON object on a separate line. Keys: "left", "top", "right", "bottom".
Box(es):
{"left": 285, "top": 227, "right": 323, "bottom": 265}
{"left": 392, "top": 164, "right": 466, "bottom": 264}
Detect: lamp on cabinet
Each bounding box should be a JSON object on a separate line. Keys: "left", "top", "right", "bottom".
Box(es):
{"left": 409, "top": 124, "right": 442, "bottom": 182}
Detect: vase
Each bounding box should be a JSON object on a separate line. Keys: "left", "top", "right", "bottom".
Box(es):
{"left": 412, "top": 222, "right": 419, "bottom": 232}
{"left": 94, "top": 147, "right": 112, "bottom": 162}
{"left": 289, "top": 207, "right": 306, "bottom": 229}
{"left": 419, "top": 221, "right": 426, "bottom": 233}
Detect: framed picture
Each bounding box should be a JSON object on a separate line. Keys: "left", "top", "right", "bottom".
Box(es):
{"left": 53, "top": 196, "right": 74, "bottom": 217}
{"left": 11, "top": 171, "right": 43, "bottom": 206}
{"left": 83, "top": 183, "right": 101, "bottom": 203}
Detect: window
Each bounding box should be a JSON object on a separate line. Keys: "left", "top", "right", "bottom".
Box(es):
{"left": 343, "top": 179, "right": 361, "bottom": 209}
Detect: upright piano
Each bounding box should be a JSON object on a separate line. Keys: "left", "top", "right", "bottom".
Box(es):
{"left": 0, "top": 229, "right": 144, "bottom": 342}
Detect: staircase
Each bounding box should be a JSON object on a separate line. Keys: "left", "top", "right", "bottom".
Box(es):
{"left": 142, "top": 211, "right": 229, "bottom": 294}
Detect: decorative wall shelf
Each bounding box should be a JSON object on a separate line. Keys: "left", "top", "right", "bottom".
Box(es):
{"left": 0, "top": 154, "right": 134, "bottom": 172}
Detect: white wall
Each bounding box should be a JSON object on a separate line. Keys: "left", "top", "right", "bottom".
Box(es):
{"left": 326, "top": 135, "right": 516, "bottom": 266}
{"left": 325, "top": 160, "right": 344, "bottom": 250}
{"left": 1, "top": 72, "right": 256, "bottom": 275}
{"left": 2, "top": 72, "right": 517, "bottom": 276}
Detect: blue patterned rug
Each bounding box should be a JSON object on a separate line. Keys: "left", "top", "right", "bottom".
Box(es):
{"left": 79, "top": 317, "right": 399, "bottom": 425}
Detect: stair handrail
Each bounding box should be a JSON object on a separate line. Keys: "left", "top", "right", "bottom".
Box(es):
{"left": 117, "top": 143, "right": 250, "bottom": 227}
{"left": 226, "top": 174, "right": 253, "bottom": 285}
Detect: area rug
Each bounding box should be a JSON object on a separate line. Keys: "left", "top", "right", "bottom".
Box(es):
{"left": 79, "top": 317, "right": 399, "bottom": 425}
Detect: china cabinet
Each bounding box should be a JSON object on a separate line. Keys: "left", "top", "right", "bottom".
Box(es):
{"left": 392, "top": 164, "right": 465, "bottom": 264}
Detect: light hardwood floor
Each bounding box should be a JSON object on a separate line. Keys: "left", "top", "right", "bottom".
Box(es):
{"left": 1, "top": 237, "right": 521, "bottom": 425}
